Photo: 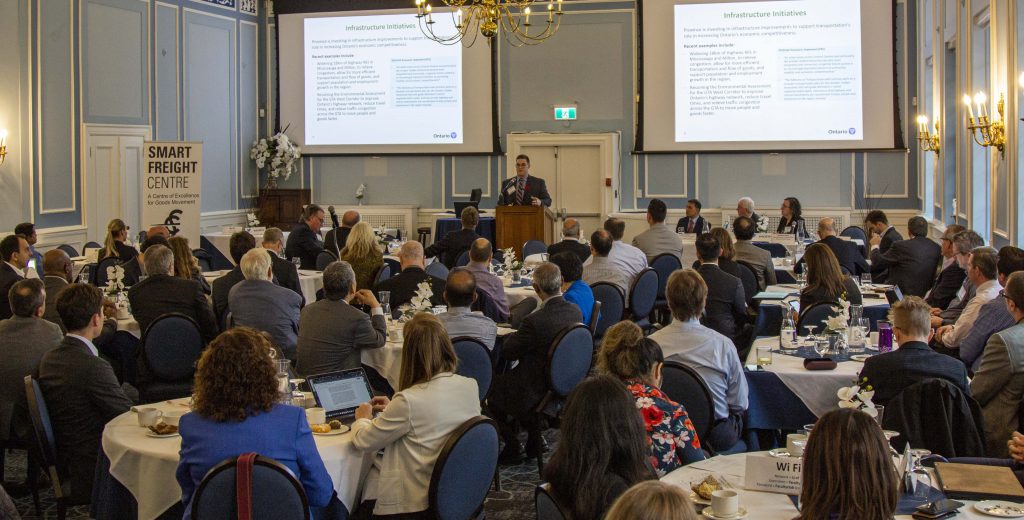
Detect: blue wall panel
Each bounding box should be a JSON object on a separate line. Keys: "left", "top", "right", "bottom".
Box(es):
{"left": 155, "top": 2, "right": 180, "bottom": 140}
{"left": 239, "top": 20, "right": 259, "bottom": 200}
{"left": 82, "top": 0, "right": 148, "bottom": 124}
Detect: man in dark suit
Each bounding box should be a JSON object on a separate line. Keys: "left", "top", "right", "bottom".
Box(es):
{"left": 120, "top": 234, "right": 169, "bottom": 287}
{"left": 323, "top": 209, "right": 360, "bottom": 257}
{"left": 859, "top": 296, "right": 970, "bottom": 406}
{"left": 795, "top": 218, "right": 869, "bottom": 276}
{"left": 869, "top": 216, "right": 942, "bottom": 297}
{"left": 497, "top": 154, "right": 552, "bottom": 206}
{"left": 211, "top": 231, "right": 255, "bottom": 321}
{"left": 13, "top": 223, "right": 43, "bottom": 274}
{"left": 694, "top": 233, "right": 747, "bottom": 345}
{"left": 127, "top": 245, "right": 218, "bottom": 344}
{"left": 373, "top": 241, "right": 445, "bottom": 310}
{"left": 489, "top": 262, "right": 582, "bottom": 462}
{"left": 0, "top": 234, "right": 30, "bottom": 320}
{"left": 866, "top": 210, "right": 904, "bottom": 283}
{"left": 547, "top": 218, "right": 590, "bottom": 263}
{"left": 285, "top": 204, "right": 326, "bottom": 270}
{"left": 261, "top": 227, "right": 303, "bottom": 300}
{"left": 424, "top": 206, "right": 481, "bottom": 268}
{"left": 37, "top": 283, "right": 133, "bottom": 503}
{"left": 926, "top": 225, "right": 968, "bottom": 310}
{"left": 676, "top": 199, "right": 709, "bottom": 234}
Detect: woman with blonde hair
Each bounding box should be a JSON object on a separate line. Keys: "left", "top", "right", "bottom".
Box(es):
{"left": 351, "top": 313, "right": 480, "bottom": 518}
{"left": 605, "top": 481, "right": 699, "bottom": 520}
{"left": 100, "top": 218, "right": 137, "bottom": 262}
{"left": 340, "top": 221, "right": 384, "bottom": 290}
{"left": 799, "top": 243, "right": 862, "bottom": 314}
{"left": 168, "top": 235, "right": 211, "bottom": 294}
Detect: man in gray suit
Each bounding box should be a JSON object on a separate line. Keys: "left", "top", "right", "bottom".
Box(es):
{"left": 296, "top": 260, "right": 386, "bottom": 377}
{"left": 229, "top": 248, "right": 304, "bottom": 360}
{"left": 971, "top": 271, "right": 1024, "bottom": 457}
{"left": 437, "top": 269, "right": 497, "bottom": 349}
{"left": 732, "top": 216, "right": 777, "bottom": 290}
{"left": 632, "top": 198, "right": 683, "bottom": 263}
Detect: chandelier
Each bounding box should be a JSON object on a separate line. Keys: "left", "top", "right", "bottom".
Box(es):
{"left": 414, "top": 0, "right": 563, "bottom": 47}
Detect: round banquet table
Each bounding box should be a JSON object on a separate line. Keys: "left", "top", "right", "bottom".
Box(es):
{"left": 201, "top": 268, "right": 324, "bottom": 307}
{"left": 98, "top": 398, "right": 374, "bottom": 520}
{"left": 502, "top": 276, "right": 538, "bottom": 309}
{"left": 753, "top": 284, "right": 891, "bottom": 337}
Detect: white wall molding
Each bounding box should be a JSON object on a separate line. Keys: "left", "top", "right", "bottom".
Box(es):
{"left": 36, "top": 225, "right": 90, "bottom": 253}
{"left": 200, "top": 209, "right": 247, "bottom": 234}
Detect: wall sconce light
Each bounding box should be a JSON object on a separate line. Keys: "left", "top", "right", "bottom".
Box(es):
{"left": 0, "top": 129, "right": 7, "bottom": 166}
{"left": 963, "top": 92, "right": 1006, "bottom": 157}
{"left": 915, "top": 115, "right": 940, "bottom": 156}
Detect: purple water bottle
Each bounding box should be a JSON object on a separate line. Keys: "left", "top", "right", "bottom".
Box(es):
{"left": 877, "top": 320, "right": 893, "bottom": 353}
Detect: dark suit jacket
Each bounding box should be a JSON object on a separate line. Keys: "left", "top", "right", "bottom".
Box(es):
{"left": 211, "top": 267, "right": 245, "bottom": 323}
{"left": 799, "top": 276, "right": 863, "bottom": 312}
{"left": 424, "top": 228, "right": 480, "bottom": 269}
{"left": 498, "top": 175, "right": 552, "bottom": 206}
{"left": 229, "top": 280, "right": 302, "bottom": 359}
{"left": 295, "top": 298, "right": 387, "bottom": 378}
{"left": 697, "top": 264, "right": 747, "bottom": 342}
{"left": 41, "top": 276, "right": 118, "bottom": 346}
{"left": 323, "top": 226, "right": 351, "bottom": 258}
{"left": 795, "top": 235, "right": 869, "bottom": 276}
{"left": 127, "top": 274, "right": 219, "bottom": 343}
{"left": 675, "top": 216, "right": 708, "bottom": 234}
{"left": 870, "top": 236, "right": 942, "bottom": 297}
{"left": 490, "top": 296, "right": 583, "bottom": 418}
{"left": 871, "top": 227, "right": 904, "bottom": 282}
{"left": 927, "top": 261, "right": 967, "bottom": 310}
{"left": 36, "top": 336, "right": 133, "bottom": 502}
{"left": 0, "top": 263, "right": 24, "bottom": 320}
{"left": 372, "top": 266, "right": 446, "bottom": 310}
{"left": 99, "top": 240, "right": 139, "bottom": 263}
{"left": 697, "top": 258, "right": 756, "bottom": 303}
{"left": 547, "top": 239, "right": 591, "bottom": 264}
{"left": 285, "top": 223, "right": 324, "bottom": 270}
{"left": 776, "top": 217, "right": 806, "bottom": 235}
{"left": 268, "top": 250, "right": 303, "bottom": 300}
{"left": 0, "top": 316, "right": 63, "bottom": 443}
{"left": 859, "top": 341, "right": 971, "bottom": 406}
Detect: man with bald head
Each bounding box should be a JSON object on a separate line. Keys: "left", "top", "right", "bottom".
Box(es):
{"left": 372, "top": 241, "right": 445, "bottom": 310}
{"left": 464, "top": 238, "right": 509, "bottom": 321}
{"left": 436, "top": 269, "right": 497, "bottom": 349}
{"left": 325, "top": 210, "right": 361, "bottom": 257}
{"left": 795, "top": 218, "right": 868, "bottom": 276}
{"left": 547, "top": 218, "right": 590, "bottom": 263}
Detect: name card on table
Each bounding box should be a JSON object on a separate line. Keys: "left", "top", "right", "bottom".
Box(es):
{"left": 743, "top": 454, "right": 802, "bottom": 495}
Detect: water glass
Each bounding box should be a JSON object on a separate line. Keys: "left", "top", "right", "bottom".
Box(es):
{"left": 814, "top": 337, "right": 831, "bottom": 357}
{"left": 847, "top": 318, "right": 869, "bottom": 352}
{"left": 860, "top": 273, "right": 872, "bottom": 287}
{"left": 796, "top": 271, "right": 806, "bottom": 287}
{"left": 779, "top": 317, "right": 797, "bottom": 349}
{"left": 756, "top": 345, "right": 773, "bottom": 366}
{"left": 78, "top": 265, "right": 91, "bottom": 284}
{"left": 291, "top": 257, "right": 302, "bottom": 269}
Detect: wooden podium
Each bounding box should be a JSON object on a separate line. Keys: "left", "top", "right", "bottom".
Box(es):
{"left": 495, "top": 205, "right": 555, "bottom": 258}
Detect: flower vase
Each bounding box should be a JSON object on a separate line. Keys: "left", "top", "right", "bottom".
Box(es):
{"left": 357, "top": 198, "right": 363, "bottom": 206}
{"left": 265, "top": 176, "right": 278, "bottom": 190}
{"left": 512, "top": 271, "right": 521, "bottom": 283}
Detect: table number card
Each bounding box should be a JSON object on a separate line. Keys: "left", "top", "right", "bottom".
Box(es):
{"left": 743, "top": 454, "right": 803, "bottom": 495}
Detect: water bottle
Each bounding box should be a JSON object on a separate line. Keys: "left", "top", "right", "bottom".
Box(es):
{"left": 780, "top": 316, "right": 797, "bottom": 348}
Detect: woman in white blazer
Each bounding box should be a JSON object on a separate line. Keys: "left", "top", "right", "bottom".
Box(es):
{"left": 352, "top": 313, "right": 481, "bottom": 518}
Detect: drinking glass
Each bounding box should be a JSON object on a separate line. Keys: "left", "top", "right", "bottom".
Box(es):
{"left": 780, "top": 316, "right": 797, "bottom": 349}
{"left": 860, "top": 273, "right": 872, "bottom": 288}
{"left": 814, "top": 337, "right": 831, "bottom": 357}
{"left": 804, "top": 324, "right": 819, "bottom": 346}
{"left": 756, "top": 345, "right": 773, "bottom": 366}
{"left": 378, "top": 291, "right": 392, "bottom": 319}
{"left": 291, "top": 257, "right": 302, "bottom": 269}
{"left": 796, "top": 271, "right": 806, "bottom": 287}
{"left": 78, "top": 265, "right": 91, "bottom": 284}
{"left": 910, "top": 449, "right": 934, "bottom": 499}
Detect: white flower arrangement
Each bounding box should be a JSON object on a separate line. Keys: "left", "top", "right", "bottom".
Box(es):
{"left": 824, "top": 296, "right": 852, "bottom": 333}
{"left": 501, "top": 247, "right": 523, "bottom": 274}
{"left": 105, "top": 265, "right": 126, "bottom": 296}
{"left": 837, "top": 377, "right": 877, "bottom": 417}
{"left": 246, "top": 212, "right": 260, "bottom": 227}
{"left": 402, "top": 281, "right": 434, "bottom": 320}
{"left": 355, "top": 183, "right": 367, "bottom": 201}
{"left": 755, "top": 214, "right": 770, "bottom": 233}
{"left": 250, "top": 129, "right": 300, "bottom": 185}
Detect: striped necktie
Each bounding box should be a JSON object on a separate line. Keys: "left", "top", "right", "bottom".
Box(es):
{"left": 515, "top": 177, "right": 524, "bottom": 205}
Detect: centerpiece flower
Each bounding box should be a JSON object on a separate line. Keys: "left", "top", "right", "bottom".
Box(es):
{"left": 355, "top": 183, "right": 367, "bottom": 205}
{"left": 249, "top": 128, "right": 300, "bottom": 189}
{"left": 401, "top": 281, "right": 434, "bottom": 321}
{"left": 823, "top": 295, "right": 851, "bottom": 333}
{"left": 837, "top": 377, "right": 877, "bottom": 417}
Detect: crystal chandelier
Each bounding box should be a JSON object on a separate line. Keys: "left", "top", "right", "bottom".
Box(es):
{"left": 414, "top": 0, "right": 563, "bottom": 47}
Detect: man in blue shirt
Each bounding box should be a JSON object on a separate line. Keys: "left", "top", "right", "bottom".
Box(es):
{"left": 549, "top": 251, "right": 595, "bottom": 327}
{"left": 959, "top": 246, "right": 1024, "bottom": 371}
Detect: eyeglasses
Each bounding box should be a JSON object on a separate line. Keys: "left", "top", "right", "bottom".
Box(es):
{"left": 999, "top": 289, "right": 1011, "bottom": 301}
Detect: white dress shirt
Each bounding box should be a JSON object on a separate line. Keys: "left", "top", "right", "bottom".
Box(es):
{"left": 608, "top": 240, "right": 648, "bottom": 281}
{"left": 437, "top": 306, "right": 497, "bottom": 350}
{"left": 582, "top": 256, "right": 630, "bottom": 296}
{"left": 942, "top": 278, "right": 1002, "bottom": 348}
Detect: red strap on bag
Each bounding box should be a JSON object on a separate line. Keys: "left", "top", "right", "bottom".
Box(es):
{"left": 236, "top": 453, "right": 258, "bottom": 520}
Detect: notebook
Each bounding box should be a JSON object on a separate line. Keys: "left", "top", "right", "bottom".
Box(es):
{"left": 307, "top": 368, "right": 374, "bottom": 423}
{"left": 934, "top": 462, "right": 1024, "bottom": 501}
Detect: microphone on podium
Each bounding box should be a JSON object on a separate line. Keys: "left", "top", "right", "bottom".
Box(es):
{"left": 327, "top": 205, "right": 341, "bottom": 229}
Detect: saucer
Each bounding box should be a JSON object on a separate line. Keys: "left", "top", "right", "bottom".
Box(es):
{"left": 702, "top": 506, "right": 748, "bottom": 519}
{"left": 145, "top": 431, "right": 180, "bottom": 438}
{"left": 975, "top": 501, "right": 1024, "bottom": 517}
{"left": 850, "top": 354, "right": 871, "bottom": 362}
{"left": 768, "top": 448, "right": 791, "bottom": 457}
{"left": 688, "top": 491, "right": 711, "bottom": 506}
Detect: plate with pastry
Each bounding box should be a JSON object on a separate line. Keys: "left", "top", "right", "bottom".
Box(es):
{"left": 311, "top": 420, "right": 350, "bottom": 436}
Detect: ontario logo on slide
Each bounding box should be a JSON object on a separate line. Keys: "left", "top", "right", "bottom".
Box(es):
{"left": 849, "top": 128, "right": 857, "bottom": 135}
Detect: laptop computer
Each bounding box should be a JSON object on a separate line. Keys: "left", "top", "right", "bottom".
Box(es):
{"left": 307, "top": 368, "right": 375, "bottom": 423}
{"left": 884, "top": 285, "right": 904, "bottom": 306}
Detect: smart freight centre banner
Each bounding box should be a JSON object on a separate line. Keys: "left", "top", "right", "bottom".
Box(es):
{"left": 142, "top": 141, "right": 202, "bottom": 243}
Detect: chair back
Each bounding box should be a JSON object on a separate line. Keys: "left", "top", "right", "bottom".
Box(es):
{"left": 588, "top": 301, "right": 602, "bottom": 334}
{"left": 882, "top": 379, "right": 986, "bottom": 458}
{"left": 753, "top": 241, "right": 788, "bottom": 258}
{"left": 56, "top": 244, "right": 78, "bottom": 257}
{"left": 428, "top": 416, "right": 500, "bottom": 520}
{"left": 522, "top": 240, "right": 547, "bottom": 259}
{"left": 94, "top": 256, "right": 122, "bottom": 286}
{"left": 24, "top": 376, "right": 67, "bottom": 500}
{"left": 535, "top": 483, "right": 569, "bottom": 520}
{"left": 455, "top": 250, "right": 471, "bottom": 267}
{"left": 659, "top": 361, "right": 715, "bottom": 443}
{"left": 383, "top": 257, "right": 401, "bottom": 279}
{"left": 796, "top": 302, "right": 839, "bottom": 336}
{"left": 83, "top": 241, "right": 102, "bottom": 250}
{"left": 547, "top": 324, "right": 594, "bottom": 397}
{"left": 425, "top": 261, "right": 450, "bottom": 280}
{"left": 373, "top": 263, "right": 391, "bottom": 285}
{"left": 627, "top": 268, "right": 658, "bottom": 320}
{"left": 508, "top": 297, "right": 538, "bottom": 329}
{"left": 193, "top": 248, "right": 214, "bottom": 272}
{"left": 590, "top": 283, "right": 625, "bottom": 338}
{"left": 315, "top": 250, "right": 336, "bottom": 271}
{"left": 191, "top": 454, "right": 309, "bottom": 520}
{"left": 839, "top": 225, "right": 867, "bottom": 243}
{"left": 733, "top": 260, "right": 760, "bottom": 304}
{"left": 142, "top": 313, "right": 205, "bottom": 382}
{"left": 650, "top": 253, "right": 682, "bottom": 300}
{"left": 471, "top": 287, "right": 507, "bottom": 323}
{"left": 451, "top": 337, "right": 493, "bottom": 401}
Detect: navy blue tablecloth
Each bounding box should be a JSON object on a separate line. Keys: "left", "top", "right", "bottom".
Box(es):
{"left": 755, "top": 302, "right": 890, "bottom": 337}
{"left": 434, "top": 217, "right": 496, "bottom": 247}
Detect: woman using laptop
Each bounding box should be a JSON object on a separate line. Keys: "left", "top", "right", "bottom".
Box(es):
{"left": 351, "top": 313, "right": 480, "bottom": 518}
{"left": 175, "top": 328, "right": 334, "bottom": 520}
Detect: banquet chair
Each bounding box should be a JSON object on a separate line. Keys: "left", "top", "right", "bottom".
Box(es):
{"left": 531, "top": 324, "right": 594, "bottom": 474}
{"left": 590, "top": 282, "right": 625, "bottom": 342}
{"left": 535, "top": 482, "right": 570, "bottom": 520}
{"left": 471, "top": 287, "right": 506, "bottom": 323}
{"left": 455, "top": 250, "right": 471, "bottom": 267}
{"left": 56, "top": 244, "right": 78, "bottom": 258}
{"left": 753, "top": 242, "right": 788, "bottom": 258}
{"left": 192, "top": 248, "right": 214, "bottom": 272}
{"left": 427, "top": 416, "right": 499, "bottom": 520}
{"left": 508, "top": 297, "right": 538, "bottom": 330}
{"left": 451, "top": 337, "right": 493, "bottom": 401}
{"left": 372, "top": 263, "right": 391, "bottom": 285}
{"left": 625, "top": 268, "right": 658, "bottom": 331}
{"left": 796, "top": 302, "right": 840, "bottom": 336}
{"left": 650, "top": 253, "right": 682, "bottom": 325}
{"left": 93, "top": 256, "right": 122, "bottom": 287}
{"left": 425, "top": 260, "right": 449, "bottom": 280}
{"left": 83, "top": 241, "right": 102, "bottom": 251}
{"left": 840, "top": 226, "right": 868, "bottom": 257}
{"left": 139, "top": 313, "right": 205, "bottom": 402}
{"left": 315, "top": 250, "right": 336, "bottom": 271}
{"left": 588, "top": 301, "right": 602, "bottom": 335}
{"left": 191, "top": 453, "right": 309, "bottom": 520}
{"left": 24, "top": 376, "right": 76, "bottom": 520}
{"left": 659, "top": 361, "right": 715, "bottom": 448}
{"left": 522, "top": 240, "right": 547, "bottom": 259}
{"left": 881, "top": 378, "right": 986, "bottom": 458}
{"left": 383, "top": 257, "right": 401, "bottom": 279}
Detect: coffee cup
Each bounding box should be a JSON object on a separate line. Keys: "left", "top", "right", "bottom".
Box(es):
{"left": 306, "top": 407, "right": 326, "bottom": 425}
{"left": 161, "top": 410, "right": 188, "bottom": 427}
{"left": 786, "top": 433, "right": 808, "bottom": 457}
{"left": 136, "top": 407, "right": 162, "bottom": 427}
{"left": 711, "top": 489, "right": 739, "bottom": 518}
{"left": 302, "top": 391, "right": 316, "bottom": 408}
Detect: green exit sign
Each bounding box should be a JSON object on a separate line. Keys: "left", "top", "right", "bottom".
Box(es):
{"left": 554, "top": 106, "right": 577, "bottom": 120}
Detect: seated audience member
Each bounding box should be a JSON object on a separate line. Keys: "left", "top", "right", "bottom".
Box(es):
{"left": 490, "top": 262, "right": 582, "bottom": 461}
{"left": 324, "top": 209, "right": 360, "bottom": 257}
{"left": 127, "top": 244, "right": 218, "bottom": 343}
{"left": 14, "top": 222, "right": 43, "bottom": 273}
{"left": 799, "top": 243, "right": 863, "bottom": 313}
{"left": 211, "top": 231, "right": 256, "bottom": 321}
{"left": 0, "top": 234, "right": 30, "bottom": 320}
{"left": 37, "top": 283, "right": 133, "bottom": 503}
{"left": 373, "top": 241, "right": 445, "bottom": 310}
{"left": 776, "top": 196, "right": 807, "bottom": 236}
{"left": 796, "top": 409, "right": 898, "bottom": 520}
{"left": 146, "top": 225, "right": 170, "bottom": 240}
{"left": 436, "top": 269, "right": 497, "bottom": 350}
{"left": 794, "top": 218, "right": 869, "bottom": 276}
{"left": 649, "top": 269, "right": 748, "bottom": 451}
{"left": 694, "top": 233, "right": 747, "bottom": 344}
{"left": 550, "top": 251, "right": 596, "bottom": 327}
{"left": 599, "top": 218, "right": 648, "bottom": 284}
{"left": 99, "top": 218, "right": 137, "bottom": 263}
{"left": 120, "top": 234, "right": 169, "bottom": 287}
{"left": 605, "top": 481, "right": 699, "bottom": 520}
{"left": 859, "top": 296, "right": 970, "bottom": 406}
{"left": 0, "top": 279, "right": 63, "bottom": 448}
{"left": 869, "top": 216, "right": 942, "bottom": 297}
{"left": 675, "top": 198, "right": 708, "bottom": 235}
{"left": 959, "top": 246, "right": 1024, "bottom": 370}
{"left": 285, "top": 204, "right": 326, "bottom": 270}
{"left": 736, "top": 197, "right": 766, "bottom": 232}
{"left": 262, "top": 227, "right": 302, "bottom": 298}
{"left": 936, "top": 247, "right": 1002, "bottom": 350}
{"left": 229, "top": 248, "right": 303, "bottom": 359}
{"left": 598, "top": 321, "right": 705, "bottom": 475}
{"left": 732, "top": 216, "right": 777, "bottom": 290}
{"left": 40, "top": 250, "right": 119, "bottom": 347}
{"left": 583, "top": 229, "right": 630, "bottom": 296}
{"left": 296, "top": 261, "right": 385, "bottom": 377}
{"left": 176, "top": 328, "right": 333, "bottom": 520}
{"left": 705, "top": 227, "right": 746, "bottom": 281}
{"left": 632, "top": 198, "right": 683, "bottom": 262}
{"left": 351, "top": 314, "right": 480, "bottom": 518}
{"left": 340, "top": 221, "right": 384, "bottom": 290}
{"left": 463, "top": 238, "right": 509, "bottom": 321}
{"left": 932, "top": 229, "right": 986, "bottom": 327}
{"left": 865, "top": 209, "right": 903, "bottom": 283}
{"left": 425, "top": 205, "right": 480, "bottom": 269}
{"left": 168, "top": 235, "right": 211, "bottom": 295}
{"left": 548, "top": 218, "right": 590, "bottom": 263}
{"left": 926, "top": 224, "right": 967, "bottom": 310}
{"left": 544, "top": 375, "right": 658, "bottom": 520}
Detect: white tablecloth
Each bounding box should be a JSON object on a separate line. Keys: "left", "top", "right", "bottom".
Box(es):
{"left": 502, "top": 277, "right": 538, "bottom": 309}
{"left": 360, "top": 340, "right": 405, "bottom": 390}
{"left": 117, "top": 317, "right": 141, "bottom": 338}
{"left": 201, "top": 269, "right": 323, "bottom": 307}
{"left": 102, "top": 398, "right": 374, "bottom": 520}
{"left": 745, "top": 337, "right": 863, "bottom": 418}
